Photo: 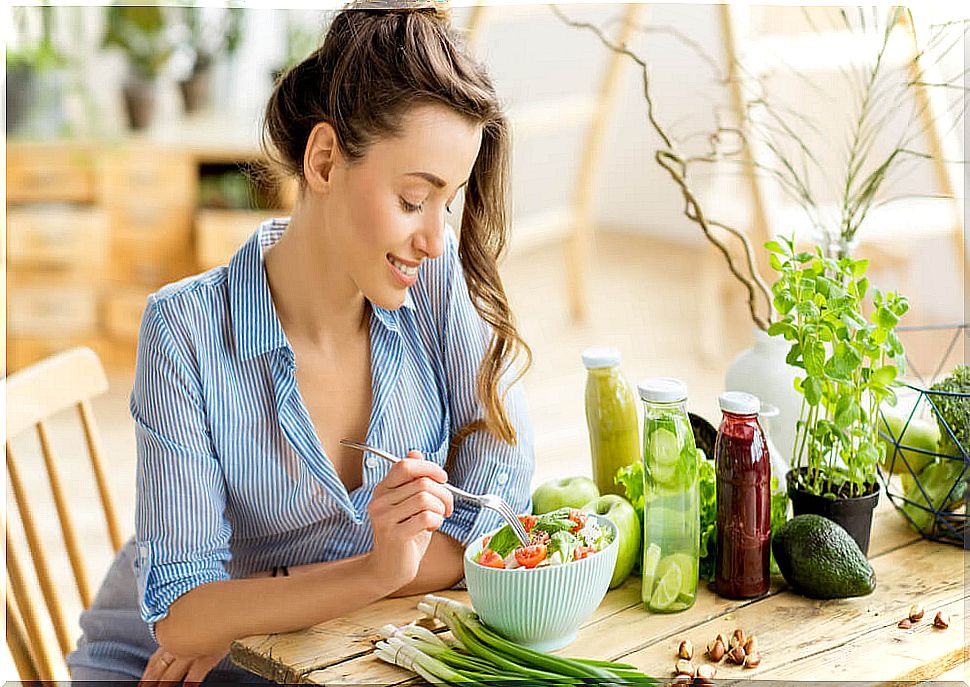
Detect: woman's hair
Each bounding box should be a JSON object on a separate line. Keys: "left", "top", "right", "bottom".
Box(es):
{"left": 262, "top": 3, "right": 532, "bottom": 461}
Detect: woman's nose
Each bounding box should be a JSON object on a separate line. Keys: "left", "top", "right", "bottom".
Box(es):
{"left": 414, "top": 213, "right": 446, "bottom": 260}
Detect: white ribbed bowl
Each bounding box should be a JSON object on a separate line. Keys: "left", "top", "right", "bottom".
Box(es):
{"left": 463, "top": 514, "right": 618, "bottom": 652}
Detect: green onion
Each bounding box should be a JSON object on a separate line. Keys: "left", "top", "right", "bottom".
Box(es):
{"left": 414, "top": 595, "right": 655, "bottom": 686}
{"left": 372, "top": 596, "right": 655, "bottom": 686}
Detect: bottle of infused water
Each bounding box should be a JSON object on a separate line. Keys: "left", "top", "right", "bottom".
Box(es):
{"left": 639, "top": 377, "right": 700, "bottom": 613}
{"left": 582, "top": 347, "right": 640, "bottom": 497}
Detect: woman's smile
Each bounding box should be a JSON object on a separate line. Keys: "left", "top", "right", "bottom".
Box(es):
{"left": 387, "top": 253, "right": 421, "bottom": 287}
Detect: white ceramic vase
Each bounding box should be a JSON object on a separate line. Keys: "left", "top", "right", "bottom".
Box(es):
{"left": 725, "top": 327, "right": 802, "bottom": 472}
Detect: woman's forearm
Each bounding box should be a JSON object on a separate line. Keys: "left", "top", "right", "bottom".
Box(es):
{"left": 155, "top": 532, "right": 464, "bottom": 656}
{"left": 390, "top": 532, "right": 465, "bottom": 597}
{"left": 155, "top": 554, "right": 396, "bottom": 656}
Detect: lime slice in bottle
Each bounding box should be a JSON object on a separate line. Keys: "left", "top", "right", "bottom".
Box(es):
{"left": 649, "top": 562, "right": 683, "bottom": 611}
{"left": 648, "top": 427, "right": 681, "bottom": 466}
{"left": 655, "top": 552, "right": 697, "bottom": 600}
{"left": 641, "top": 543, "right": 662, "bottom": 594}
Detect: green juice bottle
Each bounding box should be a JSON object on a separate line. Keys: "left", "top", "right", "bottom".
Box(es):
{"left": 638, "top": 377, "right": 700, "bottom": 613}
{"left": 582, "top": 347, "right": 640, "bottom": 497}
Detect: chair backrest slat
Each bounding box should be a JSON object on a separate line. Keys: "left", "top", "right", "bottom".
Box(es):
{"left": 78, "top": 399, "right": 123, "bottom": 552}
{"left": 6, "top": 348, "right": 109, "bottom": 439}
{"left": 36, "top": 420, "right": 93, "bottom": 608}
{"left": 7, "top": 577, "right": 42, "bottom": 681}
{"left": 6, "top": 442, "right": 73, "bottom": 656}
{"left": 6, "top": 525, "right": 58, "bottom": 679}
{"left": 4, "top": 347, "right": 121, "bottom": 680}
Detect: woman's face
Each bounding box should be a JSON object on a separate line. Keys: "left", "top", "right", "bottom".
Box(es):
{"left": 325, "top": 103, "right": 483, "bottom": 311}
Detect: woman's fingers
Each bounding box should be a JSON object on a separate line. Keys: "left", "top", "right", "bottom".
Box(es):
{"left": 385, "top": 490, "right": 447, "bottom": 524}
{"left": 378, "top": 452, "right": 448, "bottom": 491}
{"left": 159, "top": 655, "right": 193, "bottom": 683}
{"left": 384, "top": 476, "right": 454, "bottom": 517}
{"left": 183, "top": 650, "right": 227, "bottom": 686}
{"left": 370, "top": 481, "right": 453, "bottom": 523}
{"left": 139, "top": 648, "right": 176, "bottom": 684}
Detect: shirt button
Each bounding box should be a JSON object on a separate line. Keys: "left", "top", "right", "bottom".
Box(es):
{"left": 496, "top": 472, "right": 509, "bottom": 486}
{"left": 365, "top": 456, "right": 378, "bottom": 469}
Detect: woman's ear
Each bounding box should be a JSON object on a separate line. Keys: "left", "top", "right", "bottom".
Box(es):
{"left": 303, "top": 121, "right": 340, "bottom": 193}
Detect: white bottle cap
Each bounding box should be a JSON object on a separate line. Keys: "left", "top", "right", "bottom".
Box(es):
{"left": 582, "top": 346, "right": 621, "bottom": 369}
{"left": 637, "top": 377, "right": 688, "bottom": 403}
{"left": 719, "top": 391, "right": 761, "bottom": 415}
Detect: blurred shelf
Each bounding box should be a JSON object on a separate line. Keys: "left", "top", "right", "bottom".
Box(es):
{"left": 6, "top": 134, "right": 295, "bottom": 374}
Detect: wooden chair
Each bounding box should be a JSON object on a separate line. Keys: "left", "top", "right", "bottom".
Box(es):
{"left": 5, "top": 346, "right": 123, "bottom": 680}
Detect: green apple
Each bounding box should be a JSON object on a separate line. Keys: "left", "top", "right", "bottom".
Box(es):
{"left": 878, "top": 411, "right": 939, "bottom": 476}
{"left": 582, "top": 494, "right": 641, "bottom": 588}
{"left": 532, "top": 476, "right": 600, "bottom": 515}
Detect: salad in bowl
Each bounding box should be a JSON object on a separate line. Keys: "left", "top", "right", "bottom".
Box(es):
{"left": 463, "top": 509, "right": 618, "bottom": 651}
{"left": 472, "top": 508, "right": 614, "bottom": 570}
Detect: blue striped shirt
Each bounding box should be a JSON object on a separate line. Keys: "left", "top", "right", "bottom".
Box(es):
{"left": 131, "top": 218, "right": 535, "bottom": 633}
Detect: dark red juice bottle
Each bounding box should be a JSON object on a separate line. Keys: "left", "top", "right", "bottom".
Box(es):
{"left": 714, "top": 391, "right": 770, "bottom": 599}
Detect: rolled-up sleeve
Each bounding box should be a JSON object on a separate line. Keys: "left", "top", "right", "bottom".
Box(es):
{"left": 131, "top": 296, "right": 231, "bottom": 639}
{"left": 435, "top": 230, "right": 535, "bottom": 548}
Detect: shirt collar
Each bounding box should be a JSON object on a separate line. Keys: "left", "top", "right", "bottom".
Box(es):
{"left": 227, "top": 218, "right": 415, "bottom": 360}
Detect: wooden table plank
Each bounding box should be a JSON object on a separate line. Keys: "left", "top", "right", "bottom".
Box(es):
{"left": 753, "top": 597, "right": 967, "bottom": 685}
{"left": 612, "top": 538, "right": 966, "bottom": 683}
{"left": 232, "top": 496, "right": 927, "bottom": 684}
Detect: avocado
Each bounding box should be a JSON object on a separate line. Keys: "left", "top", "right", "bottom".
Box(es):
{"left": 771, "top": 514, "right": 876, "bottom": 599}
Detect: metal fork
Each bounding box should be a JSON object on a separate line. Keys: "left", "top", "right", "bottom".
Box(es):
{"left": 340, "top": 439, "right": 531, "bottom": 547}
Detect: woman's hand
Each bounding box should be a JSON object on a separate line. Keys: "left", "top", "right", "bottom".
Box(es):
{"left": 366, "top": 450, "right": 454, "bottom": 590}
{"left": 138, "top": 645, "right": 227, "bottom": 686}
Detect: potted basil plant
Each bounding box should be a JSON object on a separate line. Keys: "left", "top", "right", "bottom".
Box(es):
{"left": 766, "top": 236, "right": 909, "bottom": 555}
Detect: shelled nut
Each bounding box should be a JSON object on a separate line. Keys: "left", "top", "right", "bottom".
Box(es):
{"left": 744, "top": 652, "right": 762, "bottom": 668}
{"left": 678, "top": 639, "right": 693, "bottom": 660}
{"left": 696, "top": 664, "right": 717, "bottom": 680}
{"left": 733, "top": 628, "right": 746, "bottom": 647}
{"left": 674, "top": 659, "right": 694, "bottom": 677}
{"left": 934, "top": 612, "right": 950, "bottom": 629}
{"left": 744, "top": 635, "right": 758, "bottom": 656}
{"left": 728, "top": 644, "right": 747, "bottom": 665}
{"left": 908, "top": 604, "right": 925, "bottom": 622}
{"left": 707, "top": 637, "right": 726, "bottom": 662}
{"left": 897, "top": 618, "right": 913, "bottom": 630}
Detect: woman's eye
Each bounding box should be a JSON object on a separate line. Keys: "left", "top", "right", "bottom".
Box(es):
{"left": 400, "top": 197, "right": 424, "bottom": 213}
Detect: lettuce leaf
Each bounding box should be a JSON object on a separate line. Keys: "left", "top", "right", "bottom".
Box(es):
{"left": 485, "top": 525, "right": 522, "bottom": 559}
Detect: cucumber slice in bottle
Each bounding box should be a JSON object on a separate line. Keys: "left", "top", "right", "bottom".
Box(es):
{"left": 648, "top": 426, "right": 681, "bottom": 466}
{"left": 641, "top": 542, "right": 662, "bottom": 595}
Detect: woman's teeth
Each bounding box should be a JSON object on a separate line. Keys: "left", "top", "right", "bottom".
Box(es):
{"left": 390, "top": 257, "right": 418, "bottom": 277}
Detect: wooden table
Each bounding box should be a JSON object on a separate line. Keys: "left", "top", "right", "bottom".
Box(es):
{"left": 231, "top": 500, "right": 968, "bottom": 684}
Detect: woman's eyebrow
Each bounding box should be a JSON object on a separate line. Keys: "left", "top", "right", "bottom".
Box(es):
{"left": 405, "top": 171, "right": 469, "bottom": 190}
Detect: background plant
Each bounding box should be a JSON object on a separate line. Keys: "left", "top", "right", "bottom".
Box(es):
{"left": 554, "top": 6, "right": 967, "bottom": 330}
{"left": 7, "top": 5, "right": 66, "bottom": 71}
{"left": 178, "top": 6, "right": 243, "bottom": 78}
{"left": 102, "top": 5, "right": 175, "bottom": 81}
{"left": 767, "top": 235, "right": 910, "bottom": 497}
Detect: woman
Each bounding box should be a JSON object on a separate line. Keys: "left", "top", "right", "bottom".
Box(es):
{"left": 67, "top": 4, "right": 534, "bottom": 683}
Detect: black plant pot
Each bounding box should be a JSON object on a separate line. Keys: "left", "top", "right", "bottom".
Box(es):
{"left": 179, "top": 67, "right": 212, "bottom": 114}
{"left": 787, "top": 468, "right": 880, "bottom": 556}
{"left": 123, "top": 79, "right": 157, "bottom": 131}
{"left": 7, "top": 64, "right": 37, "bottom": 134}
